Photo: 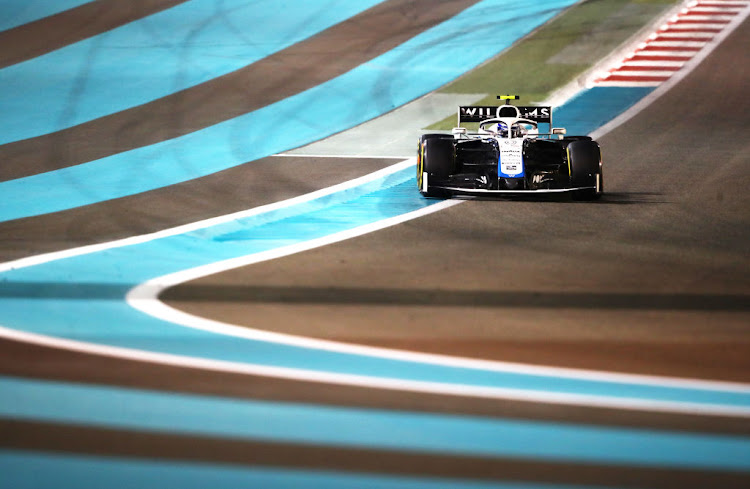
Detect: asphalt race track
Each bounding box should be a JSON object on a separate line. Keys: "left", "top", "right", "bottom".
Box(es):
{"left": 1, "top": 1, "right": 749, "bottom": 488}
{"left": 170, "top": 17, "right": 750, "bottom": 381}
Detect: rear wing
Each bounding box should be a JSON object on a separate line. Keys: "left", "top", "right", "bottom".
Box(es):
{"left": 457, "top": 105, "right": 552, "bottom": 126}
{"left": 457, "top": 94, "right": 552, "bottom": 127}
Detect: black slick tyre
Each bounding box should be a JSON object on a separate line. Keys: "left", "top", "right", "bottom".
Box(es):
{"left": 567, "top": 140, "right": 603, "bottom": 201}
{"left": 417, "top": 135, "right": 454, "bottom": 198}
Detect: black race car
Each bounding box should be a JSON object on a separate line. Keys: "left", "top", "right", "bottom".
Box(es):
{"left": 417, "top": 96, "right": 603, "bottom": 200}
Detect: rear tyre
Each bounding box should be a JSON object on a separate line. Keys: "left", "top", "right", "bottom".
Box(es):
{"left": 417, "top": 135, "right": 454, "bottom": 198}
{"left": 567, "top": 140, "right": 602, "bottom": 201}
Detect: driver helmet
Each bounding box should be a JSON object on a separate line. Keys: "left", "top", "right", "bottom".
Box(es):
{"left": 495, "top": 122, "right": 508, "bottom": 137}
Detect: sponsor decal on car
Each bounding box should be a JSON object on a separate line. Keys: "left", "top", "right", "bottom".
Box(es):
{"left": 498, "top": 138, "right": 524, "bottom": 177}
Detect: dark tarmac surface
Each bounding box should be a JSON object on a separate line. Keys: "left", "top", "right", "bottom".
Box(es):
{"left": 1, "top": 2, "right": 748, "bottom": 487}
{"left": 0, "top": 0, "right": 188, "bottom": 69}
{"left": 166, "top": 19, "right": 750, "bottom": 383}
{"left": 0, "top": 155, "right": 398, "bottom": 261}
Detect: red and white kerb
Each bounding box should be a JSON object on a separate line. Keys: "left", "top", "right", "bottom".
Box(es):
{"left": 595, "top": 0, "right": 749, "bottom": 87}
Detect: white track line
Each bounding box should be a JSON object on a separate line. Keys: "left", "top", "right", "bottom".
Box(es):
{"left": 1, "top": 325, "right": 749, "bottom": 417}
{"left": 0, "top": 160, "right": 415, "bottom": 274}
{"left": 3, "top": 153, "right": 749, "bottom": 412}
{"left": 2, "top": 6, "right": 750, "bottom": 413}
{"left": 128, "top": 259, "right": 750, "bottom": 396}
{"left": 272, "top": 153, "right": 412, "bottom": 159}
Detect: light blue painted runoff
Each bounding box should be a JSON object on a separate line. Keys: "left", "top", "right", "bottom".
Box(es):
{"left": 0, "top": 0, "right": 742, "bottom": 411}
{"left": 0, "top": 0, "right": 95, "bottom": 33}
{"left": 554, "top": 86, "right": 654, "bottom": 136}
{"left": 0, "top": 450, "right": 615, "bottom": 489}
{"left": 0, "top": 0, "right": 578, "bottom": 222}
{"left": 0, "top": 0, "right": 384, "bottom": 145}
{"left": 1, "top": 170, "right": 750, "bottom": 410}
{"left": 1, "top": 1, "right": 747, "bottom": 477}
{"left": 2, "top": 376, "right": 750, "bottom": 471}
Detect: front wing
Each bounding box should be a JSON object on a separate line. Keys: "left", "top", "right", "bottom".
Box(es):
{"left": 433, "top": 186, "right": 597, "bottom": 195}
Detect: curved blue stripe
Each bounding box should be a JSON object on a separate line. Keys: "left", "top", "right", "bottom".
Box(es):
{"left": 0, "top": 0, "right": 577, "bottom": 222}
{"left": 0, "top": 0, "right": 95, "bottom": 33}
{"left": 2, "top": 3, "right": 745, "bottom": 484}
{"left": 2, "top": 376, "right": 750, "bottom": 471}
{"left": 0, "top": 450, "right": 611, "bottom": 489}
{"left": 1, "top": 168, "right": 749, "bottom": 409}
{"left": 554, "top": 86, "right": 655, "bottom": 136}
{"left": 0, "top": 0, "right": 383, "bottom": 146}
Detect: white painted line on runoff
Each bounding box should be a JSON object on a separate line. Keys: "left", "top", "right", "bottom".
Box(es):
{"left": 0, "top": 159, "right": 416, "bottom": 273}
{"left": 273, "top": 153, "right": 412, "bottom": 160}
{"left": 3, "top": 3, "right": 749, "bottom": 411}
{"left": 1, "top": 324, "right": 749, "bottom": 417}
{"left": 119, "top": 0, "right": 750, "bottom": 403}
{"left": 126, "top": 198, "right": 461, "bottom": 304}
{"left": 128, "top": 262, "right": 750, "bottom": 396}
{"left": 4, "top": 150, "right": 749, "bottom": 410}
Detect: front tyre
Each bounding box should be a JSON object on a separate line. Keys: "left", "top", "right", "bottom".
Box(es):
{"left": 567, "top": 140, "right": 603, "bottom": 201}
{"left": 417, "top": 135, "right": 454, "bottom": 198}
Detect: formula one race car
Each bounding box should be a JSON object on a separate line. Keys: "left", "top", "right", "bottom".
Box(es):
{"left": 417, "top": 95, "right": 603, "bottom": 200}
